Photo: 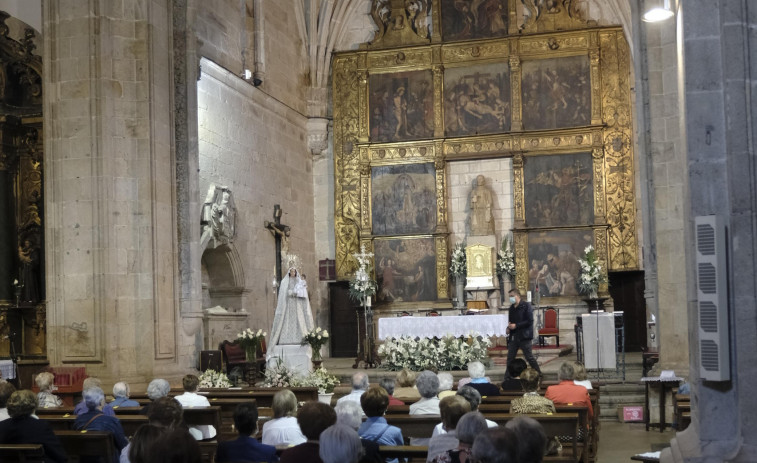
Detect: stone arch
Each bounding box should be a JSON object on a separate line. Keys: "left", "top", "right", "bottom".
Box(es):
{"left": 201, "top": 243, "right": 246, "bottom": 311}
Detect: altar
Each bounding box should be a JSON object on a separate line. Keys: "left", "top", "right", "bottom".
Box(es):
{"left": 378, "top": 314, "right": 508, "bottom": 340}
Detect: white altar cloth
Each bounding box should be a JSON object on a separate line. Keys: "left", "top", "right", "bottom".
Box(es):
{"left": 378, "top": 314, "right": 508, "bottom": 340}
{"left": 581, "top": 313, "right": 616, "bottom": 369}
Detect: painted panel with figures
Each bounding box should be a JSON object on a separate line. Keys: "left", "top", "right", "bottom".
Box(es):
{"left": 444, "top": 62, "right": 511, "bottom": 136}
{"left": 527, "top": 229, "right": 593, "bottom": 297}
{"left": 369, "top": 70, "right": 435, "bottom": 142}
{"left": 524, "top": 152, "right": 594, "bottom": 227}
{"left": 441, "top": 0, "right": 509, "bottom": 41}
{"left": 521, "top": 55, "right": 591, "bottom": 130}
{"left": 371, "top": 163, "right": 437, "bottom": 236}
{"left": 374, "top": 237, "right": 438, "bottom": 303}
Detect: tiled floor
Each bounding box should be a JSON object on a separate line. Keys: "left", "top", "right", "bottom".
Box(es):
{"left": 597, "top": 421, "right": 675, "bottom": 462}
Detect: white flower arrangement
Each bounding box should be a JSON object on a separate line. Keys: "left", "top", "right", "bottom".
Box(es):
{"left": 496, "top": 235, "right": 515, "bottom": 278}
{"left": 578, "top": 245, "right": 607, "bottom": 296}
{"left": 299, "top": 367, "right": 340, "bottom": 394}
{"left": 263, "top": 358, "right": 302, "bottom": 388}
{"left": 449, "top": 242, "right": 466, "bottom": 278}
{"left": 302, "top": 327, "right": 329, "bottom": 360}
{"left": 198, "top": 369, "right": 232, "bottom": 388}
{"left": 377, "top": 333, "right": 492, "bottom": 371}
{"left": 236, "top": 328, "right": 266, "bottom": 351}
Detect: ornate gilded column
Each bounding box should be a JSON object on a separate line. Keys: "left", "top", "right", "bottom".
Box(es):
{"left": 0, "top": 117, "right": 18, "bottom": 306}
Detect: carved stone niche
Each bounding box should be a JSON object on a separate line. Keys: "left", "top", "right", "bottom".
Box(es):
{"left": 200, "top": 185, "right": 248, "bottom": 348}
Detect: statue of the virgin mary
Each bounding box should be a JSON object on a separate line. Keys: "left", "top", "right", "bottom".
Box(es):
{"left": 269, "top": 255, "right": 315, "bottom": 351}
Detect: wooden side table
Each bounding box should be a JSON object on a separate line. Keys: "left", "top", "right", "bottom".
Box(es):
{"left": 644, "top": 379, "right": 681, "bottom": 432}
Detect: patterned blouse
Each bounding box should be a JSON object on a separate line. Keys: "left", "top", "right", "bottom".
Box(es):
{"left": 37, "top": 391, "right": 62, "bottom": 408}
{"left": 510, "top": 392, "right": 556, "bottom": 415}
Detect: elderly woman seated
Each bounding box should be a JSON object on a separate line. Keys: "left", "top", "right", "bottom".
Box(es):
{"left": 437, "top": 373, "right": 455, "bottom": 400}
{"left": 141, "top": 378, "right": 171, "bottom": 414}
{"left": 505, "top": 416, "right": 548, "bottom": 463}
{"left": 433, "top": 386, "right": 497, "bottom": 437}
{"left": 74, "top": 386, "right": 129, "bottom": 461}
{"left": 358, "top": 386, "right": 404, "bottom": 446}
{"left": 335, "top": 400, "right": 383, "bottom": 463}
{"left": 511, "top": 369, "right": 555, "bottom": 415}
{"left": 105, "top": 381, "right": 140, "bottom": 412}
{"left": 74, "top": 377, "right": 115, "bottom": 416}
{"left": 427, "top": 395, "right": 471, "bottom": 462}
{"left": 392, "top": 369, "right": 420, "bottom": 402}
{"left": 35, "top": 372, "right": 62, "bottom": 408}
{"left": 379, "top": 378, "right": 404, "bottom": 406}
{"left": 261, "top": 389, "right": 307, "bottom": 446}
{"left": 409, "top": 370, "right": 440, "bottom": 415}
{"left": 320, "top": 424, "right": 365, "bottom": 463}
{"left": 0, "top": 389, "right": 67, "bottom": 463}
{"left": 430, "top": 411, "right": 489, "bottom": 463}
{"left": 471, "top": 427, "right": 519, "bottom": 463}
{"left": 464, "top": 362, "right": 500, "bottom": 397}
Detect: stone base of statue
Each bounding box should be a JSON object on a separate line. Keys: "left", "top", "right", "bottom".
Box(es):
{"left": 267, "top": 345, "right": 312, "bottom": 376}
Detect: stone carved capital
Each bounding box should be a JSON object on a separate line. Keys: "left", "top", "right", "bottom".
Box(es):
{"left": 306, "top": 117, "right": 330, "bottom": 156}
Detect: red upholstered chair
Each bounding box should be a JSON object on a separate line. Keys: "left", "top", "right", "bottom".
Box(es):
{"left": 397, "top": 311, "right": 412, "bottom": 317}
{"left": 539, "top": 307, "right": 560, "bottom": 347}
{"left": 219, "top": 340, "right": 254, "bottom": 383}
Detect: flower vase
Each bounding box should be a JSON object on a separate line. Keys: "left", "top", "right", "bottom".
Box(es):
{"left": 318, "top": 392, "right": 334, "bottom": 405}
{"left": 456, "top": 278, "right": 465, "bottom": 309}
{"left": 312, "top": 347, "right": 323, "bottom": 369}
{"left": 245, "top": 346, "right": 257, "bottom": 362}
{"left": 589, "top": 288, "right": 598, "bottom": 299}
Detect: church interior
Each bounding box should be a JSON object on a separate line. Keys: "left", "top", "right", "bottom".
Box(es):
{"left": 0, "top": 0, "right": 755, "bottom": 461}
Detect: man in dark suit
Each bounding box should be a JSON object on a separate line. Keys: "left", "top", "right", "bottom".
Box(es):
{"left": 0, "top": 389, "right": 67, "bottom": 463}
{"left": 505, "top": 288, "right": 542, "bottom": 377}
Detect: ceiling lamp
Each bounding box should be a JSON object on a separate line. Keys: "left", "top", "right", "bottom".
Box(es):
{"left": 643, "top": 0, "right": 674, "bottom": 22}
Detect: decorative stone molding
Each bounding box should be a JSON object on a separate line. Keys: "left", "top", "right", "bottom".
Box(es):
{"left": 307, "top": 118, "right": 330, "bottom": 156}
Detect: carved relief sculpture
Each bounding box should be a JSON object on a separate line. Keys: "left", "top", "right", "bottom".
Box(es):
{"left": 201, "top": 185, "right": 237, "bottom": 250}
{"left": 469, "top": 175, "right": 494, "bottom": 235}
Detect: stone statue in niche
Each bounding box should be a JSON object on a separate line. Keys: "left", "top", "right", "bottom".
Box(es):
{"left": 469, "top": 175, "right": 495, "bottom": 236}
{"left": 201, "top": 185, "right": 237, "bottom": 250}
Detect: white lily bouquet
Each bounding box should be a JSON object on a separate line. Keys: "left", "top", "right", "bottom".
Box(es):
{"left": 263, "top": 358, "right": 301, "bottom": 388}
{"left": 301, "top": 367, "right": 340, "bottom": 394}
{"left": 198, "top": 369, "right": 232, "bottom": 388}
{"left": 349, "top": 244, "right": 377, "bottom": 303}
{"left": 578, "top": 245, "right": 607, "bottom": 297}
{"left": 496, "top": 235, "right": 515, "bottom": 278}
{"left": 450, "top": 242, "right": 466, "bottom": 278}
{"left": 236, "top": 328, "right": 266, "bottom": 359}
{"left": 378, "top": 333, "right": 492, "bottom": 371}
{"left": 302, "top": 327, "right": 329, "bottom": 361}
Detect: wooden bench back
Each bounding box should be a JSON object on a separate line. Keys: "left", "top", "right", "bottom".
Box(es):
{"left": 40, "top": 414, "right": 149, "bottom": 437}
{"left": 0, "top": 444, "right": 45, "bottom": 463}
{"left": 55, "top": 430, "right": 116, "bottom": 462}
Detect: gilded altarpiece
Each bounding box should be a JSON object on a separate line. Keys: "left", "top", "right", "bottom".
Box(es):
{"left": 333, "top": 0, "right": 637, "bottom": 307}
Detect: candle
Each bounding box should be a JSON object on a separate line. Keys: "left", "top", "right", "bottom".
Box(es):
{"left": 366, "top": 296, "right": 371, "bottom": 307}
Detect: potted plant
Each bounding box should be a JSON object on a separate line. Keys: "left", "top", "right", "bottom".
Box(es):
{"left": 302, "top": 327, "right": 330, "bottom": 365}
{"left": 578, "top": 245, "right": 607, "bottom": 299}
{"left": 236, "top": 328, "right": 266, "bottom": 361}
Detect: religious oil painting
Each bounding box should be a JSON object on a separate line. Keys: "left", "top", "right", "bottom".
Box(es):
{"left": 444, "top": 62, "right": 511, "bottom": 137}
{"left": 369, "top": 70, "right": 434, "bottom": 142}
{"left": 374, "top": 237, "right": 438, "bottom": 303}
{"left": 524, "top": 152, "right": 594, "bottom": 227}
{"left": 371, "top": 163, "right": 437, "bottom": 236}
{"left": 527, "top": 230, "right": 593, "bottom": 298}
{"left": 521, "top": 55, "right": 591, "bottom": 130}
{"left": 441, "top": 0, "right": 508, "bottom": 41}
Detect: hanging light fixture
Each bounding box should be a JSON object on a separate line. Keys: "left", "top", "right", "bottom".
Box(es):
{"left": 643, "top": 0, "right": 674, "bottom": 22}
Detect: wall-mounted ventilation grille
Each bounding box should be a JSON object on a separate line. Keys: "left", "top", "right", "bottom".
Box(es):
{"left": 695, "top": 216, "right": 730, "bottom": 381}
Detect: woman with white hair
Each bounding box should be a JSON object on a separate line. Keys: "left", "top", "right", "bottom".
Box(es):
{"left": 261, "top": 389, "right": 307, "bottom": 446}
{"left": 35, "top": 372, "right": 62, "bottom": 408}
{"left": 319, "top": 424, "right": 365, "bottom": 463}
{"left": 105, "top": 382, "right": 140, "bottom": 412}
{"left": 74, "top": 386, "right": 129, "bottom": 460}
{"left": 335, "top": 401, "right": 382, "bottom": 463}
{"left": 141, "top": 378, "right": 171, "bottom": 414}
{"left": 409, "top": 370, "right": 441, "bottom": 415}
{"left": 437, "top": 373, "right": 455, "bottom": 399}
{"left": 464, "top": 362, "right": 500, "bottom": 397}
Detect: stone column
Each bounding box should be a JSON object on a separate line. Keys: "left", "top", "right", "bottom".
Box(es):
{"left": 42, "top": 0, "right": 184, "bottom": 383}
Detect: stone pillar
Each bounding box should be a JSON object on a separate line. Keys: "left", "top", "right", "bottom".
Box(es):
{"left": 42, "top": 0, "right": 185, "bottom": 383}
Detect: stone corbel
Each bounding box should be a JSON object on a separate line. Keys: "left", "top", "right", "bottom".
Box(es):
{"left": 306, "top": 118, "right": 330, "bottom": 156}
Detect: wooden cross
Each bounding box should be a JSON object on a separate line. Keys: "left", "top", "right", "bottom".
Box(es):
{"left": 264, "top": 204, "right": 290, "bottom": 284}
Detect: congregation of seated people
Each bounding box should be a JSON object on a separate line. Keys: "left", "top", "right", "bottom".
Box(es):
{"left": 0, "top": 359, "right": 595, "bottom": 463}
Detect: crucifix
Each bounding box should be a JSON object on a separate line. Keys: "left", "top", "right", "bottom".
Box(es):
{"left": 264, "top": 204, "right": 290, "bottom": 284}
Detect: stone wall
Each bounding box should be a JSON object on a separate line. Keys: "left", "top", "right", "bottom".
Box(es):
{"left": 197, "top": 58, "right": 316, "bottom": 337}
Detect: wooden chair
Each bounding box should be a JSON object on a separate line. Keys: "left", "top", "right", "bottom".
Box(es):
{"left": 539, "top": 307, "right": 560, "bottom": 346}
{"left": 219, "top": 340, "right": 255, "bottom": 383}
{"left": 0, "top": 444, "right": 45, "bottom": 462}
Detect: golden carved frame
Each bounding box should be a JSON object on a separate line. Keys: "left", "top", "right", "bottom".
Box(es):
{"left": 333, "top": 1, "right": 637, "bottom": 305}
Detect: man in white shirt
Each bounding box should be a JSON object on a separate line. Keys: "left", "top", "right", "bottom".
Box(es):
{"left": 336, "top": 371, "right": 369, "bottom": 412}
{"left": 174, "top": 374, "right": 216, "bottom": 440}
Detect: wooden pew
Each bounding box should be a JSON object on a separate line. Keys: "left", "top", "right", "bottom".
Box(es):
{"left": 55, "top": 430, "right": 116, "bottom": 462}
{"left": 40, "top": 414, "right": 149, "bottom": 437}
{"left": 35, "top": 406, "right": 76, "bottom": 416}
{"left": 673, "top": 393, "right": 691, "bottom": 431}
{"left": 131, "top": 387, "right": 319, "bottom": 407}
{"left": 198, "top": 440, "right": 218, "bottom": 463}
{"left": 0, "top": 444, "right": 45, "bottom": 462}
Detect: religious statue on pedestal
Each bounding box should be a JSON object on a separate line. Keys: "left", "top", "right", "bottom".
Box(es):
{"left": 470, "top": 175, "right": 494, "bottom": 236}
{"left": 269, "top": 255, "right": 315, "bottom": 351}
